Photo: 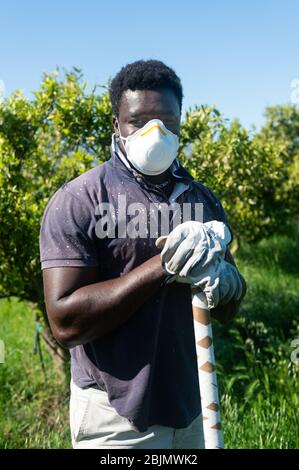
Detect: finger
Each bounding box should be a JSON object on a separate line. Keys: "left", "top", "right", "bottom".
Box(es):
{"left": 219, "top": 264, "right": 240, "bottom": 304}
{"left": 155, "top": 235, "right": 167, "bottom": 249}
{"left": 219, "top": 277, "right": 233, "bottom": 304}
{"left": 205, "top": 220, "right": 231, "bottom": 245}
{"left": 160, "top": 229, "right": 184, "bottom": 263}
{"left": 166, "top": 239, "right": 194, "bottom": 273}
{"left": 208, "top": 276, "right": 221, "bottom": 308}
{"left": 231, "top": 267, "right": 243, "bottom": 300}
{"left": 175, "top": 275, "right": 193, "bottom": 284}
{"left": 191, "top": 284, "right": 205, "bottom": 294}
{"left": 179, "top": 245, "right": 208, "bottom": 277}
{"left": 166, "top": 273, "right": 178, "bottom": 284}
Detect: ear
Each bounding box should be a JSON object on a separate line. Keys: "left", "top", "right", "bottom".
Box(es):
{"left": 112, "top": 116, "right": 119, "bottom": 135}
{"left": 155, "top": 235, "right": 167, "bottom": 249}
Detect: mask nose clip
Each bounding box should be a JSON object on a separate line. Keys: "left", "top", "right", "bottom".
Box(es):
{"left": 140, "top": 124, "right": 167, "bottom": 138}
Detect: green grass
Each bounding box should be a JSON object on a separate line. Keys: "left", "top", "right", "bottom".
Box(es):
{"left": 0, "top": 299, "right": 71, "bottom": 448}
{"left": 0, "top": 226, "right": 298, "bottom": 448}
{"left": 216, "top": 225, "right": 299, "bottom": 448}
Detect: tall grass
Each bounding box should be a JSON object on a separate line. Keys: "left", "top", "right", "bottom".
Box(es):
{"left": 0, "top": 299, "right": 70, "bottom": 448}
{"left": 0, "top": 226, "right": 298, "bottom": 448}
{"left": 216, "top": 224, "right": 299, "bottom": 448}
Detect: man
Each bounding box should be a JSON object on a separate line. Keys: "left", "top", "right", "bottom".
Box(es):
{"left": 39, "top": 59, "right": 247, "bottom": 449}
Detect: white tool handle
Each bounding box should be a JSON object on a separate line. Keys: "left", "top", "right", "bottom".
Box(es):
{"left": 192, "top": 293, "right": 224, "bottom": 449}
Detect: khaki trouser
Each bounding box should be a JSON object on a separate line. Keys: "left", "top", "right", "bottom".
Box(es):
{"left": 70, "top": 379, "right": 205, "bottom": 449}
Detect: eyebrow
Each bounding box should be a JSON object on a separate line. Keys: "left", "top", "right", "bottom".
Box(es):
{"left": 129, "top": 111, "right": 177, "bottom": 118}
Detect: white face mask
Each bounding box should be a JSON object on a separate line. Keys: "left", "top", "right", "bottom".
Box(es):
{"left": 118, "top": 119, "right": 179, "bottom": 176}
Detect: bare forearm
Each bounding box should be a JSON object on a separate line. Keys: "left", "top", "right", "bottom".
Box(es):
{"left": 48, "top": 255, "right": 165, "bottom": 347}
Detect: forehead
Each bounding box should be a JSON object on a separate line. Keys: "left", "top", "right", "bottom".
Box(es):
{"left": 118, "top": 88, "right": 180, "bottom": 118}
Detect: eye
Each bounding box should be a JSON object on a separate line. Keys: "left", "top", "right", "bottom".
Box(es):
{"left": 134, "top": 120, "right": 146, "bottom": 128}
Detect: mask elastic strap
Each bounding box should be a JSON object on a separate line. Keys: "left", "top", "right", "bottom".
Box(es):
{"left": 119, "top": 132, "right": 127, "bottom": 142}
{"left": 116, "top": 120, "right": 128, "bottom": 144}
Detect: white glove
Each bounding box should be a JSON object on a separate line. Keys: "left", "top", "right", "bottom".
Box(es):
{"left": 166, "top": 256, "right": 243, "bottom": 310}
{"left": 156, "top": 220, "right": 242, "bottom": 309}
{"left": 156, "top": 220, "right": 231, "bottom": 276}
{"left": 190, "top": 257, "right": 243, "bottom": 309}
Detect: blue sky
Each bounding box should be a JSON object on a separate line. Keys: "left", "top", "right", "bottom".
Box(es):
{"left": 1, "top": 0, "right": 298, "bottom": 129}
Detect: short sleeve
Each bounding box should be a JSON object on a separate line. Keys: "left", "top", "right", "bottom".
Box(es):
{"left": 39, "top": 187, "right": 99, "bottom": 269}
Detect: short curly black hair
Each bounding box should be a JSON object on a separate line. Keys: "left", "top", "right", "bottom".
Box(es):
{"left": 109, "top": 59, "right": 183, "bottom": 116}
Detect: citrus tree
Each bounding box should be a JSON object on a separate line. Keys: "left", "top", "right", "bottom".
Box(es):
{"left": 179, "top": 105, "right": 294, "bottom": 244}
{"left": 257, "top": 104, "right": 299, "bottom": 221}
{"left": 0, "top": 68, "right": 113, "bottom": 361}
{"left": 1, "top": 71, "right": 298, "bottom": 363}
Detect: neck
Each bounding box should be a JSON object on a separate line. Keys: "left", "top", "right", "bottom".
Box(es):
{"left": 144, "top": 171, "right": 170, "bottom": 185}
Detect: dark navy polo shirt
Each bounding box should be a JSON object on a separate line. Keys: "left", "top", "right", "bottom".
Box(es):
{"left": 39, "top": 142, "right": 229, "bottom": 432}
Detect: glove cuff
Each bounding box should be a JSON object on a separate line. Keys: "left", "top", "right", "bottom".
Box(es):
{"left": 160, "top": 261, "right": 177, "bottom": 286}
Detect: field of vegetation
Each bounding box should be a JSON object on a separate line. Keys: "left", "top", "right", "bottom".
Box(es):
{"left": 0, "top": 224, "right": 298, "bottom": 449}
{"left": 0, "top": 70, "right": 298, "bottom": 449}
